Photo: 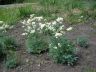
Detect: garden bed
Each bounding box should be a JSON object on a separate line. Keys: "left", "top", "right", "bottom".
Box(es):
{"left": 0, "top": 0, "right": 96, "bottom": 71}
{"left": 0, "top": 19, "right": 96, "bottom": 72}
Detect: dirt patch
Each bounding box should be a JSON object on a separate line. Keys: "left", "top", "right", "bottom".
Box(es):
{"left": 0, "top": 20, "right": 96, "bottom": 72}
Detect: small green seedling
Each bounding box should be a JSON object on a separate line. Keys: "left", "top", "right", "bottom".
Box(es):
{"left": 76, "top": 36, "right": 89, "bottom": 48}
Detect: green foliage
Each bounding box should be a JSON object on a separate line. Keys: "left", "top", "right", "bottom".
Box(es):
{"left": 0, "top": 35, "right": 17, "bottom": 52}
{"left": 0, "top": 32, "right": 17, "bottom": 59}
{"left": 67, "top": 12, "right": 88, "bottom": 24}
{"left": 49, "top": 35, "right": 78, "bottom": 65}
{"left": 0, "top": 8, "right": 20, "bottom": 25}
{"left": 76, "top": 36, "right": 89, "bottom": 48}
{"left": 26, "top": 33, "right": 48, "bottom": 54}
{"left": 5, "top": 51, "right": 19, "bottom": 68}
{"left": 0, "top": 0, "right": 96, "bottom": 25}
{"left": 19, "top": 5, "right": 33, "bottom": 17}
{"left": 0, "top": 32, "right": 19, "bottom": 68}
{"left": 4, "top": 36, "right": 17, "bottom": 51}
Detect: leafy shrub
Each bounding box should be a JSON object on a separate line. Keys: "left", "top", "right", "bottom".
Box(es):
{"left": 0, "top": 33, "right": 17, "bottom": 67}
{"left": 0, "top": 35, "right": 17, "bottom": 52}
{"left": 5, "top": 51, "right": 19, "bottom": 68}
{"left": 4, "top": 36, "right": 17, "bottom": 51}
{"left": 49, "top": 35, "right": 78, "bottom": 66}
{"left": 76, "top": 36, "right": 89, "bottom": 48}
{"left": 26, "top": 33, "right": 48, "bottom": 54}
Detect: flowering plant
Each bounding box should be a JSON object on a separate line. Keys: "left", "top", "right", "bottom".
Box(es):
{"left": 49, "top": 35, "right": 78, "bottom": 65}
{"left": 22, "top": 14, "right": 65, "bottom": 36}
{"left": 22, "top": 14, "right": 77, "bottom": 64}
{"left": 0, "top": 21, "right": 13, "bottom": 32}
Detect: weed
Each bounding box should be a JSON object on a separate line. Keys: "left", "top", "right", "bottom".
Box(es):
{"left": 76, "top": 36, "right": 89, "bottom": 48}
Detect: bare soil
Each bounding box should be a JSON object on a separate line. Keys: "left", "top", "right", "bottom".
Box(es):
{"left": 0, "top": 20, "right": 96, "bottom": 72}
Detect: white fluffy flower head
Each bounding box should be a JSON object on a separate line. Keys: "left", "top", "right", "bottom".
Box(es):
{"left": 66, "top": 27, "right": 73, "bottom": 31}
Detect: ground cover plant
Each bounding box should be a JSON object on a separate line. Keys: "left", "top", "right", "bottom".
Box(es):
{"left": 5, "top": 51, "right": 19, "bottom": 68}
{"left": 76, "top": 36, "right": 89, "bottom": 48}
{"left": 26, "top": 33, "right": 48, "bottom": 54}
{"left": 21, "top": 14, "right": 78, "bottom": 65}
{"left": 0, "top": 28, "right": 18, "bottom": 68}
{"left": 49, "top": 35, "right": 78, "bottom": 65}
{"left": 22, "top": 14, "right": 65, "bottom": 54}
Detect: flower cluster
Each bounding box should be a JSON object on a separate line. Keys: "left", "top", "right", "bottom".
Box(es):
{"left": 0, "top": 21, "right": 13, "bottom": 32}
{"left": 23, "top": 14, "right": 77, "bottom": 65}
{"left": 21, "top": 14, "right": 69, "bottom": 36}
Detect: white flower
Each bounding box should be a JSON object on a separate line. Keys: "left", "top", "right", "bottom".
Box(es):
{"left": 52, "top": 21, "right": 57, "bottom": 25}
{"left": 60, "top": 31, "right": 65, "bottom": 34}
{"left": 21, "top": 33, "right": 27, "bottom": 36}
{"left": 22, "top": 20, "right": 26, "bottom": 24}
{"left": 46, "top": 22, "right": 51, "bottom": 25}
{"left": 27, "top": 19, "right": 31, "bottom": 24}
{"left": 0, "top": 27, "right": 4, "bottom": 30}
{"left": 80, "top": 16, "right": 84, "bottom": 18}
{"left": 3, "top": 24, "right": 9, "bottom": 28}
{"left": 40, "top": 24, "right": 45, "bottom": 29}
{"left": 53, "top": 46, "right": 57, "bottom": 49}
{"left": 39, "top": 23, "right": 42, "bottom": 25}
{"left": 22, "top": 26, "right": 25, "bottom": 28}
{"left": 55, "top": 33, "right": 62, "bottom": 37}
{"left": 30, "top": 14, "right": 35, "bottom": 18}
{"left": 27, "top": 26, "right": 31, "bottom": 30}
{"left": 58, "top": 43, "right": 62, "bottom": 47}
{"left": 66, "top": 27, "right": 73, "bottom": 31}
{"left": 0, "top": 21, "right": 3, "bottom": 24}
{"left": 35, "top": 16, "right": 43, "bottom": 21}
{"left": 59, "top": 25, "right": 64, "bottom": 30}
{"left": 56, "top": 17, "right": 63, "bottom": 23}
{"left": 44, "top": 19, "right": 47, "bottom": 21}
{"left": 32, "top": 22, "right": 35, "bottom": 25}
{"left": 30, "top": 30, "right": 35, "bottom": 33}
{"left": 48, "top": 26, "right": 54, "bottom": 31}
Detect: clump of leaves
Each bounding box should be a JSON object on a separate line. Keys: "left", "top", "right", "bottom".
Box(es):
{"left": 4, "top": 36, "right": 18, "bottom": 51}
{"left": 0, "top": 32, "right": 19, "bottom": 68}
{"left": 76, "top": 36, "right": 89, "bottom": 48}
{"left": 26, "top": 33, "right": 48, "bottom": 54}
{"left": 5, "top": 51, "right": 19, "bottom": 69}
{"left": 0, "top": 31, "right": 18, "bottom": 51}
{"left": 49, "top": 35, "right": 78, "bottom": 66}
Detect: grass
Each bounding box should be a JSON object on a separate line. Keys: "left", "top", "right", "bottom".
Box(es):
{"left": 0, "top": 8, "right": 20, "bottom": 25}
{"left": 0, "top": 4, "right": 57, "bottom": 25}
{"left": 0, "top": 5, "right": 34, "bottom": 25}
{"left": 0, "top": 0, "right": 96, "bottom": 25}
